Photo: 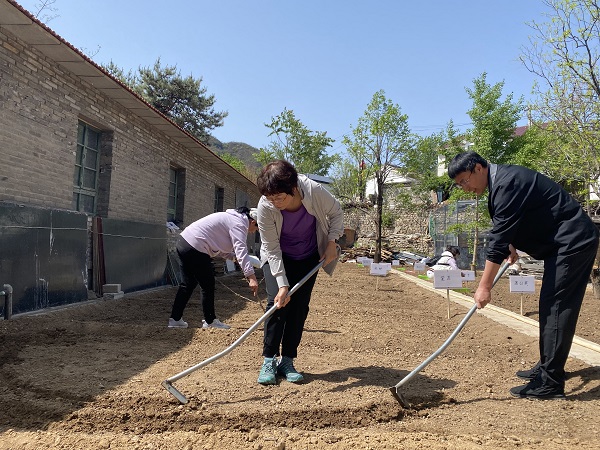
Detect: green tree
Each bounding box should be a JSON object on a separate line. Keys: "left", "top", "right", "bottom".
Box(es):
{"left": 343, "top": 90, "right": 414, "bottom": 262}
{"left": 218, "top": 153, "right": 259, "bottom": 182}
{"left": 511, "top": 123, "right": 564, "bottom": 176}
{"left": 104, "top": 58, "right": 227, "bottom": 144}
{"left": 104, "top": 60, "right": 139, "bottom": 88}
{"left": 444, "top": 75, "right": 524, "bottom": 271}
{"left": 465, "top": 72, "right": 525, "bottom": 163}
{"left": 520, "top": 0, "right": 600, "bottom": 203}
{"left": 255, "top": 108, "right": 337, "bottom": 176}
{"left": 404, "top": 132, "right": 446, "bottom": 204}
{"left": 404, "top": 121, "right": 466, "bottom": 205}
{"left": 329, "top": 158, "right": 363, "bottom": 203}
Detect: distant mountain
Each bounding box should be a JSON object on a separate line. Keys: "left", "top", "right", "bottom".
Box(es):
{"left": 208, "top": 136, "right": 262, "bottom": 170}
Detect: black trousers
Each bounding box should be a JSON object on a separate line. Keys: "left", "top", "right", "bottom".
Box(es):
{"left": 169, "top": 237, "right": 217, "bottom": 323}
{"left": 262, "top": 251, "right": 320, "bottom": 359}
{"left": 538, "top": 240, "right": 598, "bottom": 389}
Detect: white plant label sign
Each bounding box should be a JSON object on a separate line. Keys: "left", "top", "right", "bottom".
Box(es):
{"left": 392, "top": 260, "right": 400, "bottom": 266}
{"left": 413, "top": 262, "right": 426, "bottom": 272}
{"left": 509, "top": 275, "right": 536, "bottom": 293}
{"left": 370, "top": 263, "right": 389, "bottom": 276}
{"left": 460, "top": 270, "right": 475, "bottom": 281}
{"left": 433, "top": 270, "right": 463, "bottom": 289}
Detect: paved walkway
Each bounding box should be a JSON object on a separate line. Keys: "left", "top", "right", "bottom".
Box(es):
{"left": 393, "top": 270, "right": 600, "bottom": 367}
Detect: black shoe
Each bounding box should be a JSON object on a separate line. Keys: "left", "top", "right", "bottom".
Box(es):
{"left": 515, "top": 367, "right": 539, "bottom": 381}
{"left": 509, "top": 380, "right": 565, "bottom": 400}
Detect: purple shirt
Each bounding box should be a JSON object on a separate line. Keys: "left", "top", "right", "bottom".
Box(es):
{"left": 280, "top": 204, "right": 317, "bottom": 260}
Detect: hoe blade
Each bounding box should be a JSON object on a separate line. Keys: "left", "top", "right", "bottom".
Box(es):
{"left": 389, "top": 386, "right": 411, "bottom": 408}
{"left": 162, "top": 380, "right": 188, "bottom": 404}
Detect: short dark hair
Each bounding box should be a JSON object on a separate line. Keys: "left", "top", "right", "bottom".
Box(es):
{"left": 447, "top": 151, "right": 488, "bottom": 179}
{"left": 235, "top": 206, "right": 254, "bottom": 222}
{"left": 256, "top": 160, "right": 298, "bottom": 196}
{"left": 446, "top": 245, "right": 460, "bottom": 257}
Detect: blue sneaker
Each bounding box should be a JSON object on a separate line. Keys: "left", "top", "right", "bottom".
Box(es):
{"left": 277, "top": 356, "right": 304, "bottom": 383}
{"left": 257, "top": 357, "right": 277, "bottom": 385}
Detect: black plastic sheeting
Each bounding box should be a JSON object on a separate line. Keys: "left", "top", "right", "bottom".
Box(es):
{"left": 0, "top": 203, "right": 88, "bottom": 315}
{"left": 101, "top": 218, "right": 168, "bottom": 293}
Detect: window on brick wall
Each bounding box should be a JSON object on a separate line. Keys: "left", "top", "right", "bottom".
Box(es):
{"left": 168, "top": 166, "right": 187, "bottom": 224}
{"left": 167, "top": 167, "right": 178, "bottom": 222}
{"left": 214, "top": 186, "right": 224, "bottom": 212}
{"left": 73, "top": 121, "right": 101, "bottom": 214}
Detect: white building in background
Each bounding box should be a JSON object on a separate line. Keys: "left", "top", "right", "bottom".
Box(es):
{"left": 365, "top": 169, "right": 416, "bottom": 199}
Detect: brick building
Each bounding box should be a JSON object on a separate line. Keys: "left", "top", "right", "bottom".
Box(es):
{"left": 0, "top": 0, "right": 260, "bottom": 314}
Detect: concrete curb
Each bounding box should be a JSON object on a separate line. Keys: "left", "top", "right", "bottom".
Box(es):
{"left": 392, "top": 269, "right": 600, "bottom": 366}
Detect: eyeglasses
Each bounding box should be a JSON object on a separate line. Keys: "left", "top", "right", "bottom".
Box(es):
{"left": 266, "top": 193, "right": 288, "bottom": 204}
{"left": 454, "top": 171, "right": 474, "bottom": 188}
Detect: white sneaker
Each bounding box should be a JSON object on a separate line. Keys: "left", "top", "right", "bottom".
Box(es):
{"left": 168, "top": 318, "right": 188, "bottom": 328}
{"left": 202, "top": 319, "right": 230, "bottom": 329}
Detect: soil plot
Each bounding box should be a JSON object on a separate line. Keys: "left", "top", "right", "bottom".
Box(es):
{"left": 1, "top": 263, "right": 600, "bottom": 449}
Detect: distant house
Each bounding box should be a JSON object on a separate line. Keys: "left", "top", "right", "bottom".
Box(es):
{"left": 0, "top": 0, "right": 260, "bottom": 315}
{"left": 306, "top": 173, "right": 334, "bottom": 193}
{"left": 365, "top": 168, "right": 416, "bottom": 206}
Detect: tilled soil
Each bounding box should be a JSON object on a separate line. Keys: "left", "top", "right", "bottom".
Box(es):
{"left": 1, "top": 262, "right": 600, "bottom": 449}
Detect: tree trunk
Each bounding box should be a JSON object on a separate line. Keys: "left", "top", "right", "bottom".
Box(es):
{"left": 375, "top": 181, "right": 384, "bottom": 263}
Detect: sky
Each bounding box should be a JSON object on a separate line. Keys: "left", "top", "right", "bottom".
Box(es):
{"left": 18, "top": 0, "right": 553, "bottom": 154}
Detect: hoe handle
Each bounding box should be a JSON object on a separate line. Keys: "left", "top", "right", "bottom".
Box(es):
{"left": 393, "top": 261, "right": 510, "bottom": 390}
{"left": 165, "top": 259, "right": 325, "bottom": 385}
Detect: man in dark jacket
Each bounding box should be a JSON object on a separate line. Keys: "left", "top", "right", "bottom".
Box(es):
{"left": 448, "top": 151, "right": 598, "bottom": 400}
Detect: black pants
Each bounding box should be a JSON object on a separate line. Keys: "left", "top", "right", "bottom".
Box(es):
{"left": 169, "top": 237, "right": 217, "bottom": 323}
{"left": 538, "top": 240, "right": 598, "bottom": 389}
{"left": 262, "top": 251, "right": 320, "bottom": 359}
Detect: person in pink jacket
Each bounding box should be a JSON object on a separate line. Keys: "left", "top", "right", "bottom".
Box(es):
{"left": 168, "top": 206, "right": 259, "bottom": 329}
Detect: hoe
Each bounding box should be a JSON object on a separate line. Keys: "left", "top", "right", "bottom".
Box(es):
{"left": 390, "top": 261, "right": 510, "bottom": 407}
{"left": 162, "top": 260, "right": 325, "bottom": 404}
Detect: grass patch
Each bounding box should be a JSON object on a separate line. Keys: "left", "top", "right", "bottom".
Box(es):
{"left": 452, "top": 288, "right": 471, "bottom": 294}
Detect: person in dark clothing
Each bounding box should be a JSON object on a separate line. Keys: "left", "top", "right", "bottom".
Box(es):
{"left": 448, "top": 151, "right": 599, "bottom": 400}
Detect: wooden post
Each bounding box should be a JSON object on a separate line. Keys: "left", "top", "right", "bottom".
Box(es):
{"left": 520, "top": 294, "right": 523, "bottom": 316}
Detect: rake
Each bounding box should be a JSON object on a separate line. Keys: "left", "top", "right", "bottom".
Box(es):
{"left": 390, "top": 261, "right": 510, "bottom": 407}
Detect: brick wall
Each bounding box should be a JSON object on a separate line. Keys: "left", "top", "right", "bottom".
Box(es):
{"left": 0, "top": 27, "right": 259, "bottom": 226}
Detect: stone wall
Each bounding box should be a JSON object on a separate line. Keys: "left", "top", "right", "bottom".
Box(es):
{"left": 343, "top": 205, "right": 433, "bottom": 255}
